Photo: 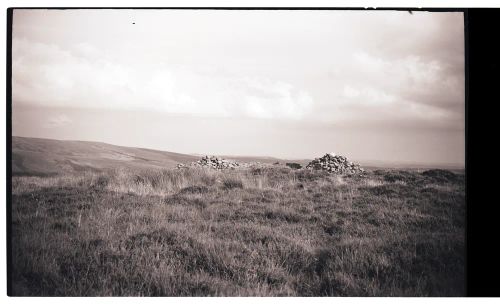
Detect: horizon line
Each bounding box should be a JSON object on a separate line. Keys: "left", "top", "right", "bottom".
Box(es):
{"left": 11, "top": 135, "right": 465, "bottom": 168}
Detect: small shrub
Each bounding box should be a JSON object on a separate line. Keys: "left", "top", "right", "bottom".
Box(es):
{"left": 222, "top": 178, "right": 243, "bottom": 190}
{"left": 286, "top": 163, "right": 302, "bottom": 170}
{"left": 296, "top": 169, "right": 329, "bottom": 182}
{"left": 133, "top": 175, "right": 146, "bottom": 185}
{"left": 383, "top": 170, "right": 419, "bottom": 183}
{"left": 251, "top": 168, "right": 263, "bottom": 175}
{"left": 422, "top": 169, "right": 458, "bottom": 183}
{"left": 179, "top": 186, "right": 209, "bottom": 194}
{"left": 96, "top": 175, "right": 109, "bottom": 188}
{"left": 365, "top": 184, "right": 413, "bottom": 198}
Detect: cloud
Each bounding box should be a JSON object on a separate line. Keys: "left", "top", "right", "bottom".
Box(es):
{"left": 342, "top": 85, "right": 396, "bottom": 106}
{"left": 12, "top": 37, "right": 316, "bottom": 120}
{"left": 311, "top": 49, "right": 464, "bottom": 129}
{"left": 45, "top": 114, "right": 72, "bottom": 127}
{"left": 12, "top": 10, "right": 464, "bottom": 130}
{"left": 241, "top": 78, "right": 314, "bottom": 119}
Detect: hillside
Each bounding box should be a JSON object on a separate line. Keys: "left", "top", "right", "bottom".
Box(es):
{"left": 11, "top": 137, "right": 303, "bottom": 176}
{"left": 12, "top": 137, "right": 201, "bottom": 176}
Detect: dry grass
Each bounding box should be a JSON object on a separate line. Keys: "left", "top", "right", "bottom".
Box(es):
{"left": 10, "top": 167, "right": 465, "bottom": 296}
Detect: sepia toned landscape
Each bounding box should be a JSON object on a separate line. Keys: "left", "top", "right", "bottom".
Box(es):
{"left": 11, "top": 137, "right": 465, "bottom": 296}
{"left": 10, "top": 9, "right": 465, "bottom": 296}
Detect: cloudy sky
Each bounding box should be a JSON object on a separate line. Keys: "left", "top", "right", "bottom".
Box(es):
{"left": 12, "top": 9, "right": 465, "bottom": 165}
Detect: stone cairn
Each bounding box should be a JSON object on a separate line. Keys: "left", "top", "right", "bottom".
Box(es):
{"left": 177, "top": 155, "right": 245, "bottom": 170}
{"left": 306, "top": 153, "right": 364, "bottom": 174}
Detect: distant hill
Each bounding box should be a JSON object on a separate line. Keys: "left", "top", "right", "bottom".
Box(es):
{"left": 358, "top": 159, "right": 465, "bottom": 171}
{"left": 11, "top": 137, "right": 200, "bottom": 176}
{"left": 11, "top": 137, "right": 305, "bottom": 176}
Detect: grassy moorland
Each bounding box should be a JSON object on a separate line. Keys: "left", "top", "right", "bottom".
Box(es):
{"left": 10, "top": 167, "right": 465, "bottom": 296}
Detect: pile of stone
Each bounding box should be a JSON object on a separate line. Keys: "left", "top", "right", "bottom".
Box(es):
{"left": 176, "top": 155, "right": 241, "bottom": 170}
{"left": 306, "top": 153, "right": 364, "bottom": 174}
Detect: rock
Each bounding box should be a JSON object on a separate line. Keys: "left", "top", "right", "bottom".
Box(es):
{"left": 176, "top": 155, "right": 242, "bottom": 170}
{"left": 176, "top": 155, "right": 290, "bottom": 171}
{"left": 306, "top": 153, "right": 364, "bottom": 174}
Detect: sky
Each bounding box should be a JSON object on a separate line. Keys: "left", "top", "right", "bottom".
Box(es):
{"left": 11, "top": 9, "right": 465, "bottom": 165}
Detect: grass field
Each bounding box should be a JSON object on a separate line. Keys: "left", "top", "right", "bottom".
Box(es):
{"left": 10, "top": 166, "right": 465, "bottom": 296}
